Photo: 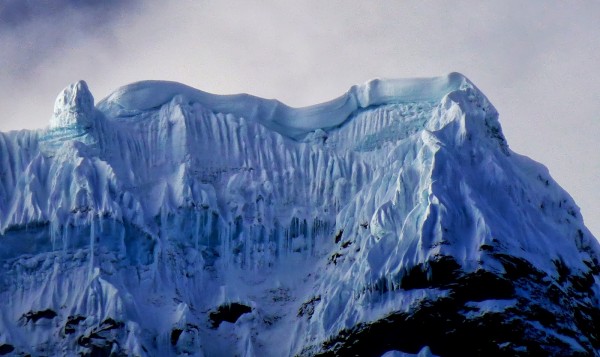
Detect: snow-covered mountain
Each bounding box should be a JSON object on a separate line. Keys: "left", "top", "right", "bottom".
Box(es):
{"left": 0, "top": 73, "right": 599, "bottom": 356}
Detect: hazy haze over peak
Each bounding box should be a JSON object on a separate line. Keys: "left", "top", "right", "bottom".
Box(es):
{"left": 0, "top": 0, "right": 599, "bottom": 237}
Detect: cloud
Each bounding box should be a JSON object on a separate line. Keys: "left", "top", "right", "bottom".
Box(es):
{"left": 0, "top": 0, "right": 599, "bottom": 237}
{"left": 0, "top": 0, "right": 142, "bottom": 134}
{"left": 0, "top": 0, "right": 135, "bottom": 27}
{"left": 0, "top": 0, "right": 140, "bottom": 76}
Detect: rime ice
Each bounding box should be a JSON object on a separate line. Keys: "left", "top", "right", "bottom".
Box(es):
{"left": 0, "top": 74, "right": 599, "bottom": 356}
{"left": 50, "top": 80, "right": 95, "bottom": 129}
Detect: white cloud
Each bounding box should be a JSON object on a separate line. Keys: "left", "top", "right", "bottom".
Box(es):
{"left": 1, "top": 0, "right": 599, "bottom": 237}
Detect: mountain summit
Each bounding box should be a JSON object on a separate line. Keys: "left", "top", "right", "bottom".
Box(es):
{"left": 0, "top": 74, "right": 599, "bottom": 356}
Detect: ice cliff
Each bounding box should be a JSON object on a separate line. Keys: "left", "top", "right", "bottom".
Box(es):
{"left": 0, "top": 73, "right": 599, "bottom": 356}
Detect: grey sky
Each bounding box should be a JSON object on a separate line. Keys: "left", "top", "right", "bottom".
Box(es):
{"left": 1, "top": 1, "right": 599, "bottom": 237}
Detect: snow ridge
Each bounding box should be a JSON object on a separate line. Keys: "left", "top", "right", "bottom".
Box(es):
{"left": 97, "top": 72, "right": 471, "bottom": 139}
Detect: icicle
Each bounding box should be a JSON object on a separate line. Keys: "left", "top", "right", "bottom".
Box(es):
{"left": 62, "top": 220, "right": 69, "bottom": 256}
{"left": 88, "top": 215, "right": 95, "bottom": 277}
{"left": 221, "top": 221, "right": 230, "bottom": 269}
{"left": 194, "top": 209, "right": 201, "bottom": 250}
{"left": 205, "top": 210, "right": 213, "bottom": 247}
{"left": 160, "top": 203, "right": 168, "bottom": 240}
{"left": 119, "top": 221, "right": 126, "bottom": 260}
{"left": 50, "top": 219, "right": 58, "bottom": 251}
{"left": 307, "top": 221, "right": 313, "bottom": 258}
{"left": 243, "top": 334, "right": 255, "bottom": 357}
{"left": 243, "top": 226, "right": 250, "bottom": 269}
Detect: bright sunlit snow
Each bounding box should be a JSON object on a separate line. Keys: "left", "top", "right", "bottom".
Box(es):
{"left": 0, "top": 73, "right": 598, "bottom": 356}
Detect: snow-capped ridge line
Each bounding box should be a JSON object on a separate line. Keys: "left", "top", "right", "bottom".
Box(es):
{"left": 1, "top": 72, "right": 600, "bottom": 356}
{"left": 97, "top": 72, "right": 473, "bottom": 139}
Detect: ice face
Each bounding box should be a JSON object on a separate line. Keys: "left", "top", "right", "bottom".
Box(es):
{"left": 96, "top": 72, "right": 472, "bottom": 140}
{"left": 0, "top": 74, "right": 599, "bottom": 356}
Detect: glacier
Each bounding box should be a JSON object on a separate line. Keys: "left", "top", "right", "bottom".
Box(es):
{"left": 0, "top": 73, "right": 599, "bottom": 356}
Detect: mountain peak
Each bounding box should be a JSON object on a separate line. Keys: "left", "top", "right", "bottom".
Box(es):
{"left": 1, "top": 74, "right": 599, "bottom": 356}
{"left": 50, "top": 80, "right": 95, "bottom": 129}
{"left": 95, "top": 73, "right": 488, "bottom": 142}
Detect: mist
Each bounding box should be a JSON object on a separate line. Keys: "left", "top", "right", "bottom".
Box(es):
{"left": 1, "top": 0, "right": 599, "bottom": 236}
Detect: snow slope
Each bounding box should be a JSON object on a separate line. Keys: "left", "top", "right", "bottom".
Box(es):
{"left": 0, "top": 73, "right": 599, "bottom": 356}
